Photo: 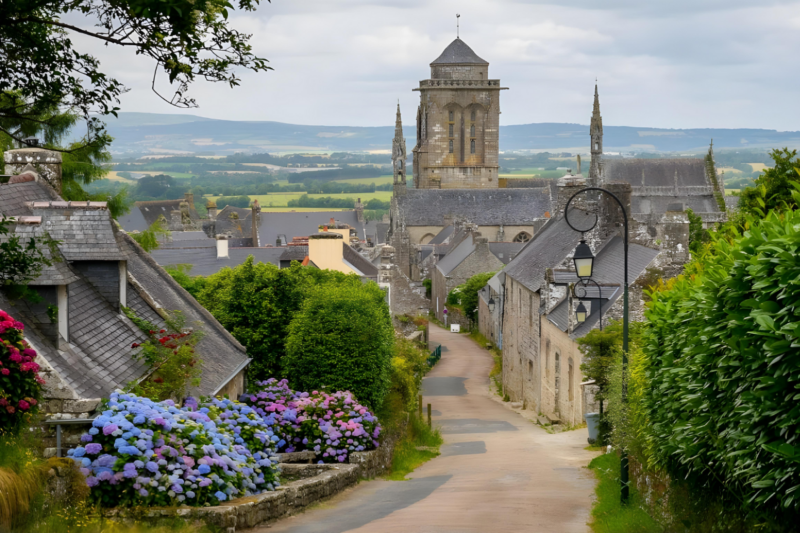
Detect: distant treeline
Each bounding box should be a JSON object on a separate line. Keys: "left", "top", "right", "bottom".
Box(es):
{"left": 286, "top": 166, "right": 386, "bottom": 183}
{"left": 286, "top": 195, "right": 390, "bottom": 210}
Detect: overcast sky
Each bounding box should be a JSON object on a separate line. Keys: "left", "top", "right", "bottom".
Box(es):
{"left": 81, "top": 0, "right": 800, "bottom": 130}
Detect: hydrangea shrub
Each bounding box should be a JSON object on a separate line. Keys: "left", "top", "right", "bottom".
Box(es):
{"left": 244, "top": 379, "right": 381, "bottom": 463}
{"left": 0, "top": 309, "right": 44, "bottom": 433}
{"left": 68, "top": 392, "right": 280, "bottom": 507}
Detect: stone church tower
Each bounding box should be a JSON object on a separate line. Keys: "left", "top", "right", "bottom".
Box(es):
{"left": 393, "top": 103, "right": 407, "bottom": 196}
{"left": 412, "top": 38, "right": 508, "bottom": 189}
{"left": 589, "top": 84, "right": 603, "bottom": 187}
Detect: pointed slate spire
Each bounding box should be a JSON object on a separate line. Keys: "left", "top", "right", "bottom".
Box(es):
{"left": 393, "top": 103, "right": 407, "bottom": 193}
{"left": 589, "top": 83, "right": 604, "bottom": 186}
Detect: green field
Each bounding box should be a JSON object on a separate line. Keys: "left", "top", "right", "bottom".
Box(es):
{"left": 205, "top": 191, "right": 392, "bottom": 208}
{"left": 331, "top": 175, "right": 393, "bottom": 185}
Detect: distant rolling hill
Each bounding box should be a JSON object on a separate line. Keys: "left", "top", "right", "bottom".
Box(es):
{"left": 99, "top": 112, "right": 800, "bottom": 156}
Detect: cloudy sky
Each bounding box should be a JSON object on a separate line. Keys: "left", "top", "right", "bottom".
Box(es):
{"left": 81, "top": 0, "right": 800, "bottom": 130}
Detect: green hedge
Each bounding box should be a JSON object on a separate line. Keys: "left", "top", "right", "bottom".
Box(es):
{"left": 644, "top": 207, "right": 800, "bottom": 516}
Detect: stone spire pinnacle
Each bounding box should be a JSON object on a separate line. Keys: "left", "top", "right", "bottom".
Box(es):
{"left": 395, "top": 101, "right": 403, "bottom": 139}
{"left": 589, "top": 83, "right": 603, "bottom": 186}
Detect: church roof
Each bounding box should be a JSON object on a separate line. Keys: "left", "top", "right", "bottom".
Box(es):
{"left": 431, "top": 38, "right": 488, "bottom": 65}
{"left": 395, "top": 188, "right": 551, "bottom": 226}
{"left": 603, "top": 159, "right": 710, "bottom": 188}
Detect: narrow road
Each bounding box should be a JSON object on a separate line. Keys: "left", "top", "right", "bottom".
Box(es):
{"left": 255, "top": 325, "right": 598, "bottom": 532}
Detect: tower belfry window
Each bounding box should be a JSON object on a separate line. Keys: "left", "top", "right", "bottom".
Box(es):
{"left": 470, "top": 124, "right": 475, "bottom": 137}
{"left": 449, "top": 124, "right": 454, "bottom": 137}
{"left": 449, "top": 111, "right": 454, "bottom": 121}
{"left": 471, "top": 110, "right": 476, "bottom": 121}
{"left": 470, "top": 139, "right": 475, "bottom": 154}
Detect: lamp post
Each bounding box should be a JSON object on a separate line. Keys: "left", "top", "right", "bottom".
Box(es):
{"left": 564, "top": 187, "right": 630, "bottom": 505}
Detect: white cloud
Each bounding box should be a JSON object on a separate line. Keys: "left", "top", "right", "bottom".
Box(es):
{"left": 61, "top": 0, "right": 800, "bottom": 130}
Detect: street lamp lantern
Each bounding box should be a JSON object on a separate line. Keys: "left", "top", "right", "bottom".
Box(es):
{"left": 575, "top": 301, "right": 588, "bottom": 323}
{"left": 573, "top": 239, "right": 595, "bottom": 278}
{"left": 488, "top": 297, "right": 496, "bottom": 313}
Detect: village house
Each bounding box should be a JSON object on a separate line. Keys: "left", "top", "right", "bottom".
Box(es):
{"left": 1, "top": 147, "right": 251, "bottom": 453}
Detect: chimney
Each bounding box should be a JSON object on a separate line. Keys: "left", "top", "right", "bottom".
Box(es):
{"left": 308, "top": 232, "right": 344, "bottom": 272}
{"left": 555, "top": 174, "right": 588, "bottom": 219}
{"left": 184, "top": 191, "right": 194, "bottom": 207}
{"left": 4, "top": 147, "right": 63, "bottom": 194}
{"left": 355, "top": 197, "right": 365, "bottom": 223}
{"left": 216, "top": 236, "right": 229, "bottom": 258}
{"left": 577, "top": 154, "right": 582, "bottom": 176}
{"left": 251, "top": 198, "right": 261, "bottom": 247}
{"left": 170, "top": 209, "right": 182, "bottom": 229}
{"left": 206, "top": 199, "right": 217, "bottom": 221}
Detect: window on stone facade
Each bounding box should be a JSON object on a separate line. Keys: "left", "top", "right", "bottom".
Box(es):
{"left": 528, "top": 360, "right": 533, "bottom": 380}
{"left": 545, "top": 340, "right": 550, "bottom": 373}
{"left": 470, "top": 124, "right": 475, "bottom": 137}
{"left": 449, "top": 124, "right": 454, "bottom": 137}
{"left": 513, "top": 232, "right": 532, "bottom": 243}
{"left": 470, "top": 139, "right": 475, "bottom": 154}
{"left": 449, "top": 140, "right": 454, "bottom": 153}
{"left": 449, "top": 110, "right": 454, "bottom": 121}
{"left": 471, "top": 110, "right": 476, "bottom": 121}
{"left": 554, "top": 352, "right": 561, "bottom": 402}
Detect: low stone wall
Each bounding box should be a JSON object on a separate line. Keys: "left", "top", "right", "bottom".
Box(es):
{"left": 105, "top": 428, "right": 404, "bottom": 532}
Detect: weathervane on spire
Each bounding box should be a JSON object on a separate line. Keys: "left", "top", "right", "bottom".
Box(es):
{"left": 457, "top": 14, "right": 460, "bottom": 38}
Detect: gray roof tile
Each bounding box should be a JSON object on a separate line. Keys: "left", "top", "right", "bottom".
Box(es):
{"left": 396, "top": 188, "right": 551, "bottom": 226}
{"left": 431, "top": 38, "right": 489, "bottom": 65}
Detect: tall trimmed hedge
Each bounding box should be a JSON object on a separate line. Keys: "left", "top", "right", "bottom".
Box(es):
{"left": 284, "top": 281, "right": 393, "bottom": 409}
{"left": 644, "top": 208, "right": 800, "bottom": 516}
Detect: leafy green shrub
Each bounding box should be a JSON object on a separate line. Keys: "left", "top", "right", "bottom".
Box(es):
{"left": 643, "top": 205, "right": 800, "bottom": 518}
{"left": 284, "top": 280, "right": 393, "bottom": 409}
{"left": 190, "top": 258, "right": 350, "bottom": 379}
{"left": 387, "top": 337, "right": 428, "bottom": 413}
{"left": 422, "top": 278, "right": 432, "bottom": 298}
{"left": 459, "top": 272, "right": 495, "bottom": 322}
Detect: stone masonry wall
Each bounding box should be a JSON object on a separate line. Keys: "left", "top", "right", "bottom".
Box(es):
{"left": 500, "top": 276, "right": 541, "bottom": 410}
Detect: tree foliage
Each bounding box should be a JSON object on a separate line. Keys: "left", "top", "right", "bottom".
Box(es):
{"left": 643, "top": 197, "right": 800, "bottom": 519}
{"left": 129, "top": 218, "right": 170, "bottom": 252}
{"left": 284, "top": 280, "right": 393, "bottom": 410}
{"left": 177, "top": 258, "right": 351, "bottom": 380}
{"left": 0, "top": 0, "right": 270, "bottom": 149}
{"left": 738, "top": 148, "right": 800, "bottom": 216}
{"left": 0, "top": 217, "right": 58, "bottom": 292}
{"left": 686, "top": 208, "right": 709, "bottom": 255}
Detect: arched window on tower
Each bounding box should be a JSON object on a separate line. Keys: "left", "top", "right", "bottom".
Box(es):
{"left": 470, "top": 124, "right": 475, "bottom": 137}
{"left": 513, "top": 232, "right": 532, "bottom": 243}
{"left": 470, "top": 139, "right": 475, "bottom": 154}
{"left": 449, "top": 140, "right": 454, "bottom": 153}
{"left": 470, "top": 110, "right": 476, "bottom": 121}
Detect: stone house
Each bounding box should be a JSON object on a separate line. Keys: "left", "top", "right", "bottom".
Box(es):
{"left": 1, "top": 148, "right": 251, "bottom": 435}
{"left": 481, "top": 174, "right": 682, "bottom": 424}
{"left": 117, "top": 194, "right": 203, "bottom": 233}
{"left": 431, "top": 231, "right": 523, "bottom": 323}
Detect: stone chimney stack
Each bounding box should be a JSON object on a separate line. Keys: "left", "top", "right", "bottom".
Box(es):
{"left": 4, "top": 146, "right": 63, "bottom": 194}
{"left": 206, "top": 199, "right": 217, "bottom": 221}
{"left": 555, "top": 174, "right": 588, "bottom": 219}
{"left": 600, "top": 182, "right": 632, "bottom": 238}
{"left": 355, "top": 197, "right": 365, "bottom": 224}
{"left": 184, "top": 191, "right": 194, "bottom": 207}
{"left": 170, "top": 209, "right": 182, "bottom": 230}
{"left": 251, "top": 199, "right": 261, "bottom": 247}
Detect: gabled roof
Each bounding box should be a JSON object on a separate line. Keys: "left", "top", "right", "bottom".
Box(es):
{"left": 258, "top": 210, "right": 366, "bottom": 247}
{"left": 488, "top": 242, "right": 525, "bottom": 265}
{"left": 429, "top": 225, "right": 455, "bottom": 245}
{"left": 150, "top": 246, "right": 285, "bottom": 276}
{"left": 431, "top": 38, "right": 489, "bottom": 65}
{"left": 550, "top": 236, "right": 661, "bottom": 286}
{"left": 395, "top": 188, "right": 551, "bottom": 226}
{"left": 436, "top": 236, "right": 476, "bottom": 277}
{"left": 116, "top": 207, "right": 150, "bottom": 233}
{"left": 0, "top": 181, "right": 60, "bottom": 216}
{"left": 134, "top": 199, "right": 200, "bottom": 227}
{"left": 603, "top": 159, "right": 710, "bottom": 188}
{"left": 342, "top": 244, "right": 378, "bottom": 281}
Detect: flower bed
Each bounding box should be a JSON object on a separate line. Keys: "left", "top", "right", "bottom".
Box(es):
{"left": 243, "top": 379, "right": 381, "bottom": 464}
{"left": 67, "top": 392, "right": 281, "bottom": 508}
{"left": 0, "top": 309, "right": 44, "bottom": 433}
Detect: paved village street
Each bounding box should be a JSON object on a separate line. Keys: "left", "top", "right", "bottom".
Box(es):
{"left": 255, "top": 325, "right": 599, "bottom": 533}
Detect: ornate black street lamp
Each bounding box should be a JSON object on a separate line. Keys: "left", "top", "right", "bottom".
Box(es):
{"left": 488, "top": 297, "right": 496, "bottom": 313}
{"left": 572, "top": 278, "right": 604, "bottom": 331}
{"left": 565, "top": 187, "right": 630, "bottom": 505}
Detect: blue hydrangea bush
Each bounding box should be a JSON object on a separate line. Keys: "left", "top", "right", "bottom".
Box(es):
{"left": 68, "top": 391, "right": 280, "bottom": 508}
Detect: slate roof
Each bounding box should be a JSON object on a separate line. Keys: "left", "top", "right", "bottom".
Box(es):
{"left": 258, "top": 210, "right": 368, "bottom": 246}
{"left": 550, "top": 237, "right": 661, "bottom": 286}
{"left": 343, "top": 244, "right": 378, "bottom": 281}
{"left": 119, "top": 232, "right": 251, "bottom": 396}
{"left": 135, "top": 199, "right": 200, "bottom": 227}
{"left": 502, "top": 210, "right": 594, "bottom": 293}
{"left": 488, "top": 242, "right": 525, "bottom": 265}
{"left": 603, "top": 159, "right": 710, "bottom": 188}
{"left": 0, "top": 181, "right": 60, "bottom": 215}
{"left": 396, "top": 188, "right": 551, "bottom": 226}
{"left": 431, "top": 38, "right": 489, "bottom": 65}
{"left": 17, "top": 204, "right": 126, "bottom": 261}
{"left": 150, "top": 246, "right": 285, "bottom": 277}
{"left": 429, "top": 225, "right": 455, "bottom": 245}
{"left": 117, "top": 207, "right": 149, "bottom": 233}
{"left": 436, "top": 237, "right": 476, "bottom": 276}
{"left": 280, "top": 246, "right": 308, "bottom": 263}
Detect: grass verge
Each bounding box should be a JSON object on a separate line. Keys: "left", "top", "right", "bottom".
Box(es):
{"left": 468, "top": 331, "right": 503, "bottom": 396}
{"left": 384, "top": 414, "right": 443, "bottom": 481}
{"left": 588, "top": 452, "right": 661, "bottom": 533}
